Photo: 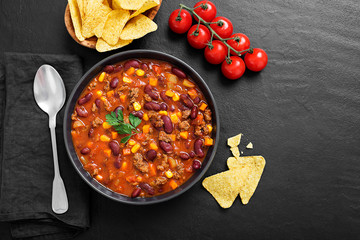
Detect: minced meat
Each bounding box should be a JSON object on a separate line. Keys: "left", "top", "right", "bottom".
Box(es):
{"left": 178, "top": 120, "right": 190, "bottom": 131}
{"left": 159, "top": 131, "right": 172, "bottom": 143}
{"left": 182, "top": 109, "right": 191, "bottom": 119}
{"left": 154, "top": 176, "right": 167, "bottom": 186}
{"left": 133, "top": 153, "right": 149, "bottom": 173}
{"left": 92, "top": 117, "right": 103, "bottom": 128}
{"left": 128, "top": 88, "right": 139, "bottom": 103}
{"left": 204, "top": 108, "right": 212, "bottom": 122}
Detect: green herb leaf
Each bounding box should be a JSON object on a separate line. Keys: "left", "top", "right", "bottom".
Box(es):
{"left": 105, "top": 112, "right": 119, "bottom": 126}
{"left": 129, "top": 113, "right": 142, "bottom": 128}
{"left": 117, "top": 109, "right": 123, "bottom": 122}
{"left": 120, "top": 135, "right": 132, "bottom": 143}
{"left": 113, "top": 124, "right": 132, "bottom": 135}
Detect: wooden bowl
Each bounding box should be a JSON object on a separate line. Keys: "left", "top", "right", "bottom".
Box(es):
{"left": 64, "top": 1, "right": 162, "bottom": 49}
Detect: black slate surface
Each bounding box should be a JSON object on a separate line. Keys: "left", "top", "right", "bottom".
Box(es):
{"left": 1, "top": 0, "right": 359, "bottom": 239}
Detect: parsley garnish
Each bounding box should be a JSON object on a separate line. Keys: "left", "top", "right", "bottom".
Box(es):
{"left": 105, "top": 109, "right": 141, "bottom": 143}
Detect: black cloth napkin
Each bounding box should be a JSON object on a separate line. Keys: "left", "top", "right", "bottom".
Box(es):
{"left": 0, "top": 53, "right": 90, "bottom": 239}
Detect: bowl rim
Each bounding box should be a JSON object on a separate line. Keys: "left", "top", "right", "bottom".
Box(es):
{"left": 63, "top": 49, "right": 220, "bottom": 205}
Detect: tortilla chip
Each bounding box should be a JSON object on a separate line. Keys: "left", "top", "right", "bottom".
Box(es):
{"left": 246, "top": 142, "right": 253, "bottom": 149}
{"left": 68, "top": 0, "right": 85, "bottom": 41}
{"left": 76, "top": 0, "right": 85, "bottom": 21}
{"left": 230, "top": 147, "right": 240, "bottom": 158}
{"left": 227, "top": 133, "right": 242, "bottom": 148}
{"left": 101, "top": 9, "right": 130, "bottom": 45}
{"left": 227, "top": 156, "right": 266, "bottom": 204}
{"left": 120, "top": 14, "right": 157, "bottom": 40}
{"left": 112, "top": 0, "right": 147, "bottom": 10}
{"left": 96, "top": 38, "right": 132, "bottom": 52}
{"left": 202, "top": 166, "right": 250, "bottom": 208}
{"left": 130, "top": 0, "right": 160, "bottom": 19}
{"left": 81, "top": 0, "right": 112, "bottom": 38}
{"left": 93, "top": 13, "right": 109, "bottom": 38}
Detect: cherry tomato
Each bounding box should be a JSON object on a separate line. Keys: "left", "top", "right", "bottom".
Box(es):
{"left": 227, "top": 33, "right": 250, "bottom": 55}
{"left": 187, "top": 24, "right": 211, "bottom": 49}
{"left": 204, "top": 40, "right": 228, "bottom": 65}
{"left": 221, "top": 56, "right": 246, "bottom": 80}
{"left": 210, "top": 16, "right": 233, "bottom": 39}
{"left": 244, "top": 48, "right": 268, "bottom": 72}
{"left": 168, "top": 9, "right": 193, "bottom": 34}
{"left": 193, "top": 1, "right": 217, "bottom": 22}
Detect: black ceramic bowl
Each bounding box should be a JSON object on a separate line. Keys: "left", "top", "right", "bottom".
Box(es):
{"left": 63, "top": 50, "right": 219, "bottom": 205}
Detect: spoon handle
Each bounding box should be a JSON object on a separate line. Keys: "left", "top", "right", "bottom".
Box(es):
{"left": 49, "top": 117, "right": 69, "bottom": 214}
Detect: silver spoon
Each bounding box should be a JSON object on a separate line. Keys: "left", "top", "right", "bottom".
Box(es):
{"left": 34, "top": 64, "right": 68, "bottom": 214}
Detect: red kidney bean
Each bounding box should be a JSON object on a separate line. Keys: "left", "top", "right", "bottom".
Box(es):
{"left": 178, "top": 103, "right": 189, "bottom": 111}
{"left": 194, "top": 138, "right": 204, "bottom": 157}
{"left": 114, "top": 106, "right": 124, "bottom": 116}
{"left": 169, "top": 105, "right": 175, "bottom": 112}
{"left": 190, "top": 106, "right": 198, "bottom": 119}
{"left": 189, "top": 151, "right": 195, "bottom": 158}
{"left": 103, "top": 65, "right": 114, "bottom": 73}
{"left": 171, "top": 67, "right": 187, "bottom": 79}
{"left": 114, "top": 156, "right": 122, "bottom": 169}
{"left": 88, "top": 128, "right": 94, "bottom": 138}
{"left": 144, "top": 102, "right": 161, "bottom": 111}
{"left": 95, "top": 99, "right": 101, "bottom": 108}
{"left": 80, "top": 147, "right": 90, "bottom": 155}
{"left": 157, "top": 75, "right": 166, "bottom": 86}
{"left": 179, "top": 152, "right": 190, "bottom": 160}
{"left": 160, "top": 91, "right": 170, "bottom": 102}
{"left": 76, "top": 106, "right": 88, "bottom": 117}
{"left": 180, "top": 94, "right": 194, "bottom": 108}
{"left": 110, "top": 77, "right": 119, "bottom": 89}
{"left": 140, "top": 63, "right": 148, "bottom": 71}
{"left": 159, "top": 141, "right": 173, "bottom": 153}
{"left": 139, "top": 182, "right": 155, "bottom": 195}
{"left": 161, "top": 115, "right": 173, "bottom": 134}
{"left": 146, "top": 150, "right": 157, "bottom": 161}
{"left": 131, "top": 110, "right": 143, "bottom": 119}
{"left": 109, "top": 140, "right": 120, "bottom": 156}
{"left": 144, "top": 84, "right": 159, "bottom": 100}
{"left": 113, "top": 65, "right": 123, "bottom": 73}
{"left": 131, "top": 188, "right": 141, "bottom": 198}
{"left": 78, "top": 92, "right": 93, "bottom": 105}
{"left": 160, "top": 102, "right": 168, "bottom": 111}
{"left": 124, "top": 59, "right": 140, "bottom": 70}
{"left": 192, "top": 159, "right": 202, "bottom": 170}
{"left": 193, "top": 97, "right": 200, "bottom": 104}
{"left": 185, "top": 139, "right": 191, "bottom": 149}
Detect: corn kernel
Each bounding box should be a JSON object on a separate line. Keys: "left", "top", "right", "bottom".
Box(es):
{"left": 170, "top": 134, "right": 176, "bottom": 142}
{"left": 149, "top": 142, "right": 158, "bottom": 150}
{"left": 102, "top": 122, "right": 112, "bottom": 129}
{"left": 96, "top": 90, "right": 103, "bottom": 96}
{"left": 98, "top": 72, "right": 106, "bottom": 82}
{"left": 204, "top": 137, "right": 214, "bottom": 146}
{"left": 71, "top": 130, "right": 77, "bottom": 137}
{"left": 100, "top": 135, "right": 110, "bottom": 142}
{"left": 136, "top": 69, "right": 145, "bottom": 76}
{"left": 136, "top": 176, "right": 143, "bottom": 182}
{"left": 126, "top": 67, "right": 135, "bottom": 75}
{"left": 123, "top": 148, "right": 131, "bottom": 155}
{"left": 133, "top": 102, "right": 141, "bottom": 111}
{"left": 206, "top": 124, "right": 213, "bottom": 133}
{"left": 120, "top": 161, "right": 128, "bottom": 170}
{"left": 169, "top": 180, "right": 178, "bottom": 190}
{"left": 104, "top": 149, "right": 111, "bottom": 157}
{"left": 128, "top": 139, "right": 136, "bottom": 146}
{"left": 111, "top": 132, "right": 118, "bottom": 139}
{"left": 143, "top": 113, "right": 149, "bottom": 121}
{"left": 165, "top": 90, "right": 174, "bottom": 97}
{"left": 176, "top": 111, "right": 182, "bottom": 118}
{"left": 199, "top": 103, "right": 208, "bottom": 111}
{"left": 123, "top": 76, "right": 132, "bottom": 83}
{"left": 172, "top": 93, "right": 180, "bottom": 101}
{"left": 149, "top": 77, "right": 157, "bottom": 86}
{"left": 180, "top": 131, "right": 188, "bottom": 139}
{"left": 95, "top": 175, "right": 103, "bottom": 181}
{"left": 87, "top": 142, "right": 94, "bottom": 148}
{"left": 131, "top": 143, "right": 141, "bottom": 153}
{"left": 170, "top": 114, "right": 179, "bottom": 123}
{"left": 159, "top": 110, "right": 168, "bottom": 115}
{"left": 183, "top": 79, "right": 195, "bottom": 88}
{"left": 143, "top": 125, "right": 150, "bottom": 134}
{"left": 106, "top": 90, "right": 114, "bottom": 98}
{"left": 100, "top": 96, "right": 107, "bottom": 102}
{"left": 120, "top": 94, "right": 126, "bottom": 102}
{"left": 165, "top": 170, "right": 173, "bottom": 178}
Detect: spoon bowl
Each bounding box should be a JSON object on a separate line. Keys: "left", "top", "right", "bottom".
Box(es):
{"left": 34, "top": 64, "right": 69, "bottom": 214}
